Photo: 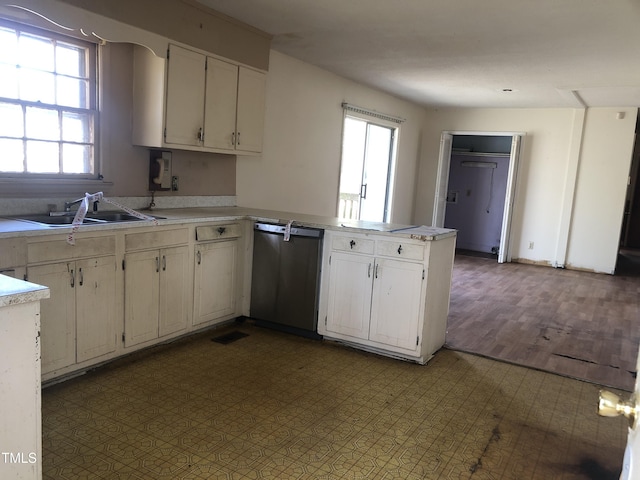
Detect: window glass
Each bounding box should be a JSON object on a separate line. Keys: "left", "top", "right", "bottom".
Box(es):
{"left": 0, "top": 20, "right": 97, "bottom": 178}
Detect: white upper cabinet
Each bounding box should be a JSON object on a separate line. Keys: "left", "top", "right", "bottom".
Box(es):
{"left": 164, "top": 45, "right": 207, "bottom": 147}
{"left": 133, "top": 44, "right": 266, "bottom": 155}
{"left": 235, "top": 66, "right": 266, "bottom": 153}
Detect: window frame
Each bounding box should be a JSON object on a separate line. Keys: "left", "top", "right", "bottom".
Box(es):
{"left": 0, "top": 18, "right": 100, "bottom": 183}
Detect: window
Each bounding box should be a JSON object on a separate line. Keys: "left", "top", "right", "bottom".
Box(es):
{"left": 0, "top": 20, "right": 97, "bottom": 178}
{"left": 338, "top": 113, "right": 399, "bottom": 223}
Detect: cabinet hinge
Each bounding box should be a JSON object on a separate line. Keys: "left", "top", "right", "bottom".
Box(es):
{"left": 329, "top": 255, "right": 331, "bottom": 265}
{"left": 163, "top": 127, "right": 167, "bottom": 141}
{"left": 122, "top": 259, "right": 125, "bottom": 270}
{"left": 205, "top": 57, "right": 208, "bottom": 70}
{"left": 325, "top": 316, "right": 327, "bottom": 326}
{"left": 166, "top": 47, "right": 170, "bottom": 59}
{"left": 422, "top": 269, "right": 425, "bottom": 280}
{"left": 122, "top": 332, "right": 125, "bottom": 343}
{"left": 416, "top": 336, "right": 419, "bottom": 346}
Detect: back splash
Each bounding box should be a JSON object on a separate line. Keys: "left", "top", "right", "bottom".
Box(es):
{"left": 0, "top": 196, "right": 236, "bottom": 216}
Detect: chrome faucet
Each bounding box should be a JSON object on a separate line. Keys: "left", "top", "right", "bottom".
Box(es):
{"left": 64, "top": 198, "right": 99, "bottom": 213}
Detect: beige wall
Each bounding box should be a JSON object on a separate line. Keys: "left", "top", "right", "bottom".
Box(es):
{"left": 414, "top": 107, "right": 637, "bottom": 273}
{"left": 236, "top": 50, "right": 427, "bottom": 224}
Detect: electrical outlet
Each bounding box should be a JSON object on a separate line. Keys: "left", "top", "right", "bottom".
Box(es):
{"left": 171, "top": 176, "right": 179, "bottom": 191}
{"left": 528, "top": 241, "right": 534, "bottom": 250}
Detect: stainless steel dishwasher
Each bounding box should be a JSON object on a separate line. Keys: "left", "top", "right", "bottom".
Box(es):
{"left": 250, "top": 222, "right": 324, "bottom": 338}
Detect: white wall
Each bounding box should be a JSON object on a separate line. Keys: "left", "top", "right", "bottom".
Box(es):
{"left": 566, "top": 108, "right": 637, "bottom": 273}
{"left": 414, "top": 107, "right": 637, "bottom": 273}
{"left": 236, "top": 50, "right": 427, "bottom": 224}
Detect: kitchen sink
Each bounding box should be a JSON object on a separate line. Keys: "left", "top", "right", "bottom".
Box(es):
{"left": 9, "top": 211, "right": 162, "bottom": 227}
{"left": 88, "top": 212, "right": 147, "bottom": 222}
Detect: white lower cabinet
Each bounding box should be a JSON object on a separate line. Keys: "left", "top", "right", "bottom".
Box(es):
{"left": 326, "top": 252, "right": 372, "bottom": 340}
{"left": 124, "top": 245, "right": 189, "bottom": 347}
{"left": 320, "top": 230, "right": 455, "bottom": 363}
{"left": 193, "top": 224, "right": 241, "bottom": 327}
{"left": 369, "top": 258, "right": 424, "bottom": 350}
{"left": 325, "top": 252, "right": 424, "bottom": 353}
{"left": 30, "top": 256, "right": 117, "bottom": 375}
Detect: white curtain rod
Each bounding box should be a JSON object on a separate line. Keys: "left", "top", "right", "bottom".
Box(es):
{"left": 342, "top": 102, "right": 405, "bottom": 124}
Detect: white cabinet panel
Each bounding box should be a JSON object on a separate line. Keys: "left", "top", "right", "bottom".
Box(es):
{"left": 369, "top": 258, "right": 423, "bottom": 350}
{"left": 124, "top": 250, "right": 160, "bottom": 347}
{"left": 159, "top": 246, "right": 190, "bottom": 337}
{"left": 29, "top": 262, "right": 75, "bottom": 374}
{"left": 326, "top": 252, "right": 373, "bottom": 340}
{"left": 165, "top": 44, "right": 206, "bottom": 146}
{"left": 76, "top": 256, "right": 117, "bottom": 363}
{"left": 235, "top": 66, "right": 266, "bottom": 153}
{"left": 193, "top": 240, "right": 238, "bottom": 326}
{"left": 204, "top": 57, "right": 238, "bottom": 151}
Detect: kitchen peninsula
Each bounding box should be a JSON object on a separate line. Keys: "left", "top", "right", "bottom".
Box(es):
{"left": 0, "top": 206, "right": 456, "bottom": 381}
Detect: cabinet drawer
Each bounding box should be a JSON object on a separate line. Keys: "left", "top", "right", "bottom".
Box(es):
{"left": 376, "top": 240, "right": 424, "bottom": 261}
{"left": 331, "top": 235, "right": 374, "bottom": 255}
{"left": 125, "top": 228, "right": 189, "bottom": 251}
{"left": 28, "top": 236, "right": 115, "bottom": 264}
{"left": 0, "top": 238, "right": 27, "bottom": 268}
{"left": 195, "top": 223, "right": 241, "bottom": 241}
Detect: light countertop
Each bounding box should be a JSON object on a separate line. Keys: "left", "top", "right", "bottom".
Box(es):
{"left": 0, "top": 274, "right": 49, "bottom": 308}
{"left": 0, "top": 206, "right": 456, "bottom": 241}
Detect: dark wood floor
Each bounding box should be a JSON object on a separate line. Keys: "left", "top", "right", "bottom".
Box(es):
{"left": 445, "top": 250, "right": 640, "bottom": 391}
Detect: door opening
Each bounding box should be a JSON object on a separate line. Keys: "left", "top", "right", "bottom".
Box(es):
{"left": 433, "top": 132, "right": 523, "bottom": 263}
{"left": 617, "top": 116, "right": 640, "bottom": 275}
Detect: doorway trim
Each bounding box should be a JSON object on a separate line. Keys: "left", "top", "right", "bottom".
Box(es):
{"left": 432, "top": 131, "right": 525, "bottom": 263}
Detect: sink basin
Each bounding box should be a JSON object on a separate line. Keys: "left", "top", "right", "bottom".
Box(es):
{"left": 87, "top": 212, "right": 145, "bottom": 222}
{"left": 10, "top": 211, "right": 162, "bottom": 227}
{"left": 15, "top": 214, "right": 101, "bottom": 226}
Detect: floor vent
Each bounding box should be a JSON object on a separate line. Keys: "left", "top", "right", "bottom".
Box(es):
{"left": 211, "top": 331, "right": 249, "bottom": 345}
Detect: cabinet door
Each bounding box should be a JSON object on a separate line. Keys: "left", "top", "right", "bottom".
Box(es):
{"left": 203, "top": 57, "right": 238, "bottom": 151}
{"left": 159, "top": 246, "right": 190, "bottom": 337}
{"left": 235, "top": 66, "right": 266, "bottom": 153}
{"left": 369, "top": 258, "right": 423, "bottom": 351}
{"left": 326, "top": 252, "right": 373, "bottom": 340}
{"left": 164, "top": 44, "right": 206, "bottom": 146}
{"left": 28, "top": 262, "right": 75, "bottom": 374}
{"left": 124, "top": 250, "right": 160, "bottom": 347}
{"left": 193, "top": 240, "right": 237, "bottom": 326}
{"left": 76, "top": 256, "right": 117, "bottom": 363}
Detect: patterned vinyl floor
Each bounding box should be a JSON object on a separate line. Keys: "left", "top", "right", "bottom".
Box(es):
{"left": 42, "top": 323, "right": 627, "bottom": 479}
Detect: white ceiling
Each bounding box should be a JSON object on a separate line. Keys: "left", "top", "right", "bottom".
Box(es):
{"left": 194, "top": 0, "right": 640, "bottom": 108}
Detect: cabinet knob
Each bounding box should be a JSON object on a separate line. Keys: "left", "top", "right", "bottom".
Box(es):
{"left": 218, "top": 227, "right": 226, "bottom": 235}
{"left": 398, "top": 245, "right": 403, "bottom": 254}
{"left": 197, "top": 127, "right": 203, "bottom": 142}
{"left": 350, "top": 240, "right": 356, "bottom": 249}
